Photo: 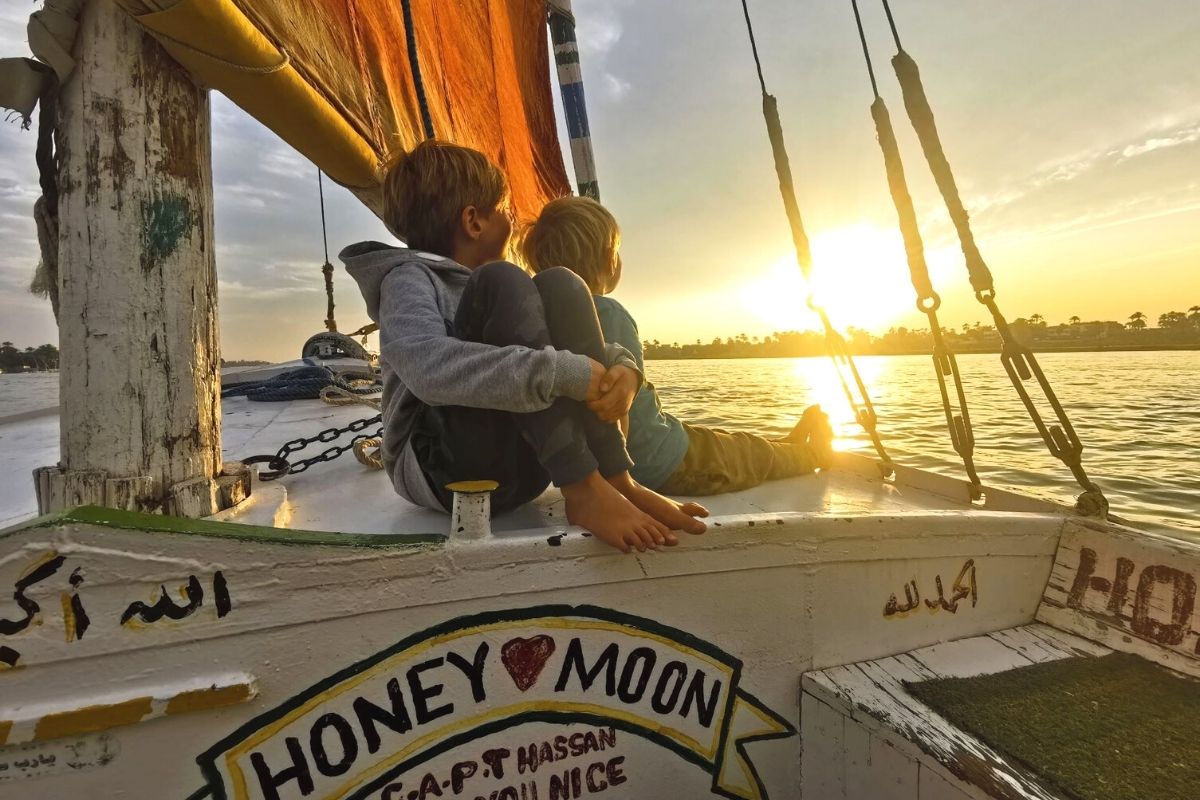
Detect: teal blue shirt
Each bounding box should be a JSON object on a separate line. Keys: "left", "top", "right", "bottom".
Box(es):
{"left": 594, "top": 296, "right": 689, "bottom": 489}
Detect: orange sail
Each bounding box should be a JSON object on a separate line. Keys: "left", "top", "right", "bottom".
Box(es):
{"left": 115, "top": 0, "right": 570, "bottom": 222}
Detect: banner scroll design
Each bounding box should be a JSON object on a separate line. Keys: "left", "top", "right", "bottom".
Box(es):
{"left": 195, "top": 605, "right": 795, "bottom": 800}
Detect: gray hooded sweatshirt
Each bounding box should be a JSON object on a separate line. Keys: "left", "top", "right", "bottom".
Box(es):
{"left": 342, "top": 241, "right": 621, "bottom": 509}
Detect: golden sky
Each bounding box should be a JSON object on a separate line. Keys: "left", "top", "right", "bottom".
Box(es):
{"left": 1, "top": 1, "right": 1198, "bottom": 361}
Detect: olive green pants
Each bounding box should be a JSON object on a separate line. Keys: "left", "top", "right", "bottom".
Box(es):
{"left": 656, "top": 424, "right": 819, "bottom": 496}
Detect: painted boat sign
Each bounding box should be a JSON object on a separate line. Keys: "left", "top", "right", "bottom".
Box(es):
{"left": 196, "top": 605, "right": 793, "bottom": 800}
{"left": 1039, "top": 521, "right": 1200, "bottom": 677}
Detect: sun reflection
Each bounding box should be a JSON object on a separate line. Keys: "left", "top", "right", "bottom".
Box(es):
{"left": 734, "top": 222, "right": 939, "bottom": 452}
{"left": 788, "top": 335, "right": 890, "bottom": 452}
{"left": 739, "top": 223, "right": 951, "bottom": 334}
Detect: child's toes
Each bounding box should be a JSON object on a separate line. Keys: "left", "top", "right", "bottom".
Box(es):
{"left": 676, "top": 512, "right": 707, "bottom": 535}
{"left": 681, "top": 502, "right": 709, "bottom": 518}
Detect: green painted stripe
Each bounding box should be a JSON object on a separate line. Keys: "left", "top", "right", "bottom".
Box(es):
{"left": 2, "top": 506, "right": 446, "bottom": 549}
{"left": 554, "top": 51, "right": 581, "bottom": 66}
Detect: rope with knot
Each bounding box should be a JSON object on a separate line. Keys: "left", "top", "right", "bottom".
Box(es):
{"left": 222, "top": 364, "right": 381, "bottom": 403}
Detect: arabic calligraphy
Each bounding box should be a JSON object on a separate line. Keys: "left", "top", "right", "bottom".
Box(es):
{"left": 0, "top": 552, "right": 66, "bottom": 637}
{"left": 884, "top": 559, "right": 978, "bottom": 618}
{"left": 0, "top": 733, "right": 119, "bottom": 783}
{"left": 0, "top": 552, "right": 233, "bottom": 668}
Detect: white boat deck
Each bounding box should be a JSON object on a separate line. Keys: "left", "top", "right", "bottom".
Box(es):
{"left": 1, "top": 394, "right": 1059, "bottom": 534}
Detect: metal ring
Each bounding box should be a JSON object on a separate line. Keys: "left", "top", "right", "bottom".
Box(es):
{"left": 916, "top": 292, "right": 941, "bottom": 312}
{"left": 241, "top": 455, "right": 290, "bottom": 481}
{"left": 974, "top": 288, "right": 996, "bottom": 304}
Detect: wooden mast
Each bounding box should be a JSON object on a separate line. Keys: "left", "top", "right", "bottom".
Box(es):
{"left": 34, "top": 0, "right": 242, "bottom": 517}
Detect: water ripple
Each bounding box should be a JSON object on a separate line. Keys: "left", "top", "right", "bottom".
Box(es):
{"left": 649, "top": 352, "right": 1199, "bottom": 534}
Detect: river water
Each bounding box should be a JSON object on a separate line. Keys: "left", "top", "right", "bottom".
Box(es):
{"left": 1, "top": 352, "right": 1195, "bottom": 533}
{"left": 647, "top": 352, "right": 1197, "bottom": 534}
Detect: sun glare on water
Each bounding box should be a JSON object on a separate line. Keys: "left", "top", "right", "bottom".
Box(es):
{"left": 740, "top": 223, "right": 943, "bottom": 333}
{"left": 735, "top": 223, "right": 950, "bottom": 449}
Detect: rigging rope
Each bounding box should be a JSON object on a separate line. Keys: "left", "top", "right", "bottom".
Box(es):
{"left": 318, "top": 169, "right": 337, "bottom": 332}
{"left": 739, "top": 0, "right": 892, "bottom": 476}
{"left": 850, "top": 0, "right": 981, "bottom": 497}
{"left": 875, "top": 0, "right": 1107, "bottom": 516}
{"left": 401, "top": 0, "right": 435, "bottom": 140}
{"left": 222, "top": 364, "right": 381, "bottom": 403}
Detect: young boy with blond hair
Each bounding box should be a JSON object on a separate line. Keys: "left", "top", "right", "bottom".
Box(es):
{"left": 342, "top": 140, "right": 707, "bottom": 552}
{"left": 519, "top": 196, "right": 831, "bottom": 496}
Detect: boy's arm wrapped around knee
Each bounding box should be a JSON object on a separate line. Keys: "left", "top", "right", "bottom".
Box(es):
{"left": 379, "top": 268, "right": 593, "bottom": 411}
{"left": 603, "top": 342, "right": 644, "bottom": 386}
{"left": 598, "top": 300, "right": 646, "bottom": 386}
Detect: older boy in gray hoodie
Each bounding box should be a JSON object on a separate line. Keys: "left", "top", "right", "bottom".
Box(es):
{"left": 343, "top": 140, "right": 707, "bottom": 553}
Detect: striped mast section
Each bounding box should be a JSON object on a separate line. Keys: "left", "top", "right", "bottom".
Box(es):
{"left": 547, "top": 0, "right": 600, "bottom": 200}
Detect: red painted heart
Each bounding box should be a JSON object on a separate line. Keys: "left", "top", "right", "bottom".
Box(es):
{"left": 501, "top": 635, "right": 556, "bottom": 692}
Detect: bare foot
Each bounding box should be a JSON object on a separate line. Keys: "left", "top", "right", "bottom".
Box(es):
{"left": 783, "top": 404, "right": 834, "bottom": 469}
{"left": 562, "top": 472, "right": 673, "bottom": 553}
{"left": 808, "top": 411, "right": 834, "bottom": 469}
{"left": 607, "top": 472, "right": 708, "bottom": 537}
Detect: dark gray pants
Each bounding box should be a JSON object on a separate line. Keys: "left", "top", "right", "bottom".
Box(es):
{"left": 410, "top": 262, "right": 633, "bottom": 513}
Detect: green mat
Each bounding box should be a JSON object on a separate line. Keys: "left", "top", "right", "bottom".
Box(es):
{"left": 906, "top": 653, "right": 1200, "bottom": 800}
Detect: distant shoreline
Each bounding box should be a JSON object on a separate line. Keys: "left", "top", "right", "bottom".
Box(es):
{"left": 646, "top": 344, "right": 1200, "bottom": 360}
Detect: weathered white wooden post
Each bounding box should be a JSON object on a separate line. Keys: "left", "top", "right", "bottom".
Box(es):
{"left": 34, "top": 0, "right": 240, "bottom": 517}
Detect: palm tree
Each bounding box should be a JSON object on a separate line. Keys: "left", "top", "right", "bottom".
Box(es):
{"left": 1069, "top": 316, "right": 1081, "bottom": 325}
{"left": 1188, "top": 305, "right": 1200, "bottom": 324}
{"left": 1127, "top": 311, "right": 1147, "bottom": 331}
{"left": 1029, "top": 313, "right": 1045, "bottom": 326}
{"left": 1159, "top": 311, "right": 1188, "bottom": 329}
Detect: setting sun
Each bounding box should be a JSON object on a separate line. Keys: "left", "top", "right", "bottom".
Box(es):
{"left": 739, "top": 224, "right": 955, "bottom": 333}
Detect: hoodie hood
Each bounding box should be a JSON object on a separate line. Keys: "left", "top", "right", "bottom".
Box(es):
{"left": 339, "top": 241, "right": 472, "bottom": 321}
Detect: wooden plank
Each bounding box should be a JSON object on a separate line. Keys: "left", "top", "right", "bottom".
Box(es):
{"left": 919, "top": 765, "right": 973, "bottom": 800}
{"left": 1037, "top": 520, "right": 1200, "bottom": 676}
{"left": 53, "top": 0, "right": 221, "bottom": 512}
{"left": 804, "top": 630, "right": 1067, "bottom": 800}
{"left": 801, "top": 691, "right": 846, "bottom": 798}
{"left": 908, "top": 635, "right": 1034, "bottom": 679}
{"left": 869, "top": 732, "right": 920, "bottom": 800}
{"left": 168, "top": 476, "right": 218, "bottom": 518}
{"left": 986, "top": 627, "right": 1066, "bottom": 664}
{"left": 105, "top": 476, "right": 159, "bottom": 513}
{"left": 844, "top": 714, "right": 873, "bottom": 800}
{"left": 1021, "top": 622, "right": 1111, "bottom": 658}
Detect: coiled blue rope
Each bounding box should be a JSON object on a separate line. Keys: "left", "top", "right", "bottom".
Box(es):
{"left": 222, "top": 364, "right": 380, "bottom": 403}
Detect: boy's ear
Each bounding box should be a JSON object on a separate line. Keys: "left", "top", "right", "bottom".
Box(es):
{"left": 460, "top": 205, "right": 483, "bottom": 241}
{"left": 606, "top": 248, "right": 622, "bottom": 293}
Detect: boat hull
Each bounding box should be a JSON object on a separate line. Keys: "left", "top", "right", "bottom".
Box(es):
{"left": 0, "top": 507, "right": 1063, "bottom": 798}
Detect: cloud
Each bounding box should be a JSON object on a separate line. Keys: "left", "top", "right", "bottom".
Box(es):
{"left": 1033, "top": 119, "right": 1200, "bottom": 190}
{"left": 217, "top": 278, "right": 321, "bottom": 302}
{"left": 1119, "top": 124, "right": 1200, "bottom": 160}
{"left": 571, "top": 0, "right": 635, "bottom": 102}
{"left": 602, "top": 74, "right": 632, "bottom": 101}
{"left": 915, "top": 117, "right": 1200, "bottom": 248}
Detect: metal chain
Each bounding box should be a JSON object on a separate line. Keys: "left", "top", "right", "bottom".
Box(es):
{"left": 849, "top": 2, "right": 978, "bottom": 495}
{"left": 241, "top": 415, "right": 383, "bottom": 481}
{"left": 977, "top": 291, "right": 1107, "bottom": 516}
{"left": 814, "top": 306, "right": 895, "bottom": 478}
{"left": 869, "top": 0, "right": 1106, "bottom": 514}
{"left": 741, "top": 0, "right": 894, "bottom": 477}
{"left": 923, "top": 299, "right": 982, "bottom": 497}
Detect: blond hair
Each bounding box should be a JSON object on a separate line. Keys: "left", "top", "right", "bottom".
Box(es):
{"left": 382, "top": 139, "right": 508, "bottom": 255}
{"left": 519, "top": 196, "right": 621, "bottom": 294}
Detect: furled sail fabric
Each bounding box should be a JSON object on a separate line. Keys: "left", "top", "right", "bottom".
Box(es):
{"left": 114, "top": 0, "right": 570, "bottom": 221}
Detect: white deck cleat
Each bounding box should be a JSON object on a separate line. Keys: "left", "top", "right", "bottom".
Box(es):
{"left": 446, "top": 480, "right": 500, "bottom": 541}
